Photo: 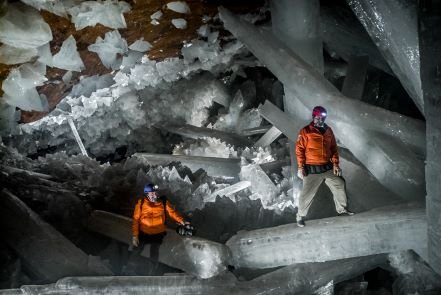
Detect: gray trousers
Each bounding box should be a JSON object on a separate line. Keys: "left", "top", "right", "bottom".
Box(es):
{"left": 298, "top": 170, "right": 348, "bottom": 218}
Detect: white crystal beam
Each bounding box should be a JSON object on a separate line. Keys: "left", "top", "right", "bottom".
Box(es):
{"left": 254, "top": 126, "right": 282, "bottom": 147}
{"left": 0, "top": 190, "right": 113, "bottom": 281}
{"left": 271, "top": 0, "right": 323, "bottom": 73}
{"left": 0, "top": 275, "right": 238, "bottom": 295}
{"left": 226, "top": 203, "right": 427, "bottom": 269}
{"left": 67, "top": 117, "right": 88, "bottom": 157}
{"left": 159, "top": 123, "right": 252, "bottom": 147}
{"left": 347, "top": 0, "right": 423, "bottom": 115}
{"left": 218, "top": 7, "right": 425, "bottom": 153}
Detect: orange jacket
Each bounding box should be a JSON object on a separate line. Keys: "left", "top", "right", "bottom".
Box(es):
{"left": 295, "top": 123, "right": 339, "bottom": 168}
{"left": 132, "top": 197, "right": 184, "bottom": 237}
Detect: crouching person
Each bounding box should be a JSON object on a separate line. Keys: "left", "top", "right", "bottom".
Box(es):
{"left": 132, "top": 183, "right": 188, "bottom": 259}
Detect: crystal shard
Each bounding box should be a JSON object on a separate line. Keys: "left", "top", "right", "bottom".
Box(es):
{"left": 0, "top": 3, "right": 52, "bottom": 49}
{"left": 88, "top": 30, "right": 128, "bottom": 69}
{"left": 52, "top": 35, "right": 85, "bottom": 72}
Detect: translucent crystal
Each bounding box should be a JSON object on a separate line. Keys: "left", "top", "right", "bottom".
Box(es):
{"left": 0, "top": 3, "right": 52, "bottom": 49}
{"left": 21, "top": 0, "right": 67, "bottom": 17}
{"left": 52, "top": 35, "right": 85, "bottom": 72}
{"left": 171, "top": 18, "right": 187, "bottom": 29}
{"left": 166, "top": 1, "right": 190, "bottom": 14}
{"left": 128, "top": 39, "right": 152, "bottom": 52}
{"left": 88, "top": 30, "right": 128, "bottom": 69}
{"left": 150, "top": 10, "right": 163, "bottom": 20}
{"left": 0, "top": 44, "right": 38, "bottom": 65}
{"left": 68, "top": 0, "right": 131, "bottom": 30}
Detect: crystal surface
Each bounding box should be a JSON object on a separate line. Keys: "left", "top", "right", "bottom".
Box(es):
{"left": 0, "top": 45, "right": 38, "bottom": 65}
{"left": 166, "top": 1, "right": 191, "bottom": 14}
{"left": 171, "top": 18, "right": 187, "bottom": 29}
{"left": 1, "top": 62, "right": 48, "bottom": 112}
{"left": 128, "top": 39, "right": 152, "bottom": 52}
{"left": 21, "top": 0, "right": 67, "bottom": 17}
{"left": 348, "top": 0, "right": 423, "bottom": 114}
{"left": 254, "top": 126, "right": 282, "bottom": 147}
{"left": 0, "top": 3, "right": 52, "bottom": 49}
{"left": 226, "top": 204, "right": 427, "bottom": 269}
{"left": 271, "top": 0, "right": 323, "bottom": 73}
{"left": 52, "top": 35, "right": 85, "bottom": 72}
{"left": 88, "top": 30, "right": 128, "bottom": 69}
{"left": 68, "top": 0, "right": 131, "bottom": 30}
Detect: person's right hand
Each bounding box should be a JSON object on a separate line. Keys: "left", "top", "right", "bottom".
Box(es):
{"left": 132, "top": 236, "right": 139, "bottom": 247}
{"left": 297, "top": 168, "right": 306, "bottom": 180}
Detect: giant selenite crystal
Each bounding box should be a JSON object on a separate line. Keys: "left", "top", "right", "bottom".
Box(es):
{"left": 271, "top": 0, "right": 323, "bottom": 73}
{"left": 347, "top": 0, "right": 423, "bottom": 115}
{"left": 226, "top": 203, "right": 426, "bottom": 269}
{"left": 320, "top": 5, "right": 392, "bottom": 75}
{"left": 219, "top": 8, "right": 425, "bottom": 200}
{"left": 218, "top": 7, "right": 425, "bottom": 152}
{"left": 0, "top": 190, "right": 113, "bottom": 282}
{"left": 87, "top": 210, "right": 231, "bottom": 279}
{"left": 0, "top": 275, "right": 238, "bottom": 295}
{"left": 160, "top": 123, "right": 251, "bottom": 147}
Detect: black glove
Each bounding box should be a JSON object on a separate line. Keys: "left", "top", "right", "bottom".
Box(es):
{"left": 176, "top": 223, "right": 195, "bottom": 236}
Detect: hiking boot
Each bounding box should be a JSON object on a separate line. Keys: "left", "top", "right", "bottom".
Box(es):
{"left": 296, "top": 216, "right": 305, "bottom": 227}
{"left": 338, "top": 210, "right": 355, "bottom": 216}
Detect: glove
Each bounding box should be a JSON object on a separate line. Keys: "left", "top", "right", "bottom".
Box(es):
{"left": 333, "top": 165, "right": 342, "bottom": 176}
{"left": 132, "top": 236, "right": 139, "bottom": 247}
{"left": 297, "top": 167, "right": 306, "bottom": 180}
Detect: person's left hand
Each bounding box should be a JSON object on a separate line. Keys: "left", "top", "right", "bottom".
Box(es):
{"left": 333, "top": 165, "right": 342, "bottom": 176}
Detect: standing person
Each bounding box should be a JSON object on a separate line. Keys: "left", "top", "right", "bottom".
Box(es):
{"left": 295, "top": 106, "right": 354, "bottom": 227}
{"left": 132, "top": 183, "right": 188, "bottom": 258}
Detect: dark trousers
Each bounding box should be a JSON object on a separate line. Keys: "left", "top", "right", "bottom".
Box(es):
{"left": 138, "top": 232, "right": 166, "bottom": 260}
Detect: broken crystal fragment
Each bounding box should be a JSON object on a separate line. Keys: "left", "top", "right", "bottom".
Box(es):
{"left": 2, "top": 62, "right": 48, "bottom": 112}
{"left": 52, "top": 35, "right": 85, "bottom": 72}
{"left": 205, "top": 181, "right": 251, "bottom": 202}
{"left": 0, "top": 3, "right": 52, "bottom": 49}
{"left": 21, "top": 0, "right": 67, "bottom": 17}
{"left": 129, "top": 39, "right": 152, "bottom": 52}
{"left": 68, "top": 0, "right": 131, "bottom": 30}
{"left": 171, "top": 18, "right": 187, "bottom": 29}
{"left": 150, "top": 10, "right": 163, "bottom": 20}
{"left": 88, "top": 30, "right": 128, "bottom": 69}
{"left": 67, "top": 117, "right": 88, "bottom": 156}
{"left": 166, "top": 1, "right": 191, "bottom": 14}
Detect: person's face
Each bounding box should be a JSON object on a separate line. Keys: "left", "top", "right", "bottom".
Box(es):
{"left": 313, "top": 115, "right": 326, "bottom": 127}
{"left": 146, "top": 191, "right": 158, "bottom": 202}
